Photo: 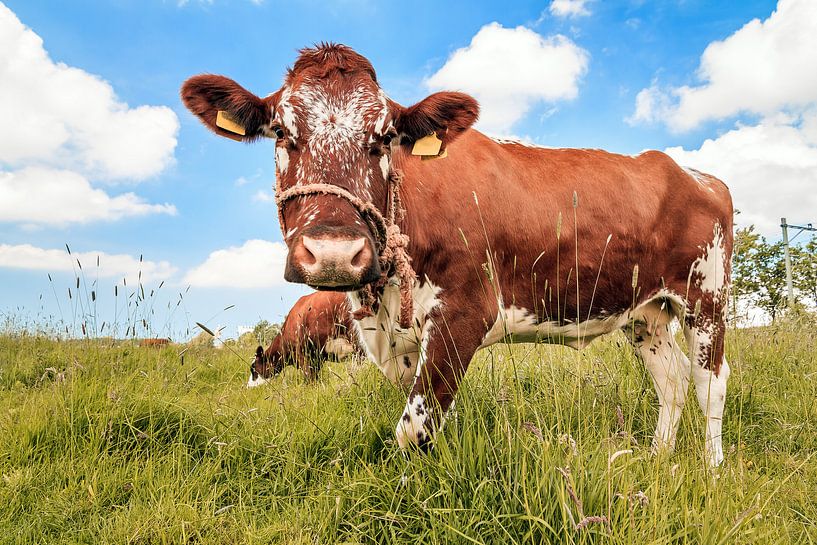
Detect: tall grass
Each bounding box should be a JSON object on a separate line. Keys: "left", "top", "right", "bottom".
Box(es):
{"left": 0, "top": 315, "right": 815, "bottom": 544}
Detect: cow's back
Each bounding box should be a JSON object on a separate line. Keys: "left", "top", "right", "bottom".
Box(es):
{"left": 397, "top": 131, "right": 733, "bottom": 324}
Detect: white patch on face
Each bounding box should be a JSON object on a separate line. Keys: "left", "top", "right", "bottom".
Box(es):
{"left": 373, "top": 90, "right": 389, "bottom": 135}
{"left": 275, "top": 146, "right": 289, "bottom": 174}
{"left": 277, "top": 87, "right": 299, "bottom": 138}
{"left": 689, "top": 223, "right": 727, "bottom": 295}
{"left": 247, "top": 374, "right": 269, "bottom": 388}
{"left": 347, "top": 277, "right": 441, "bottom": 387}
{"left": 297, "top": 85, "right": 376, "bottom": 148}
{"left": 285, "top": 84, "right": 387, "bottom": 197}
{"left": 379, "top": 154, "right": 390, "bottom": 181}
{"left": 396, "top": 393, "right": 431, "bottom": 449}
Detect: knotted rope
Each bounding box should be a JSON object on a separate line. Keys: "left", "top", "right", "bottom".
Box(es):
{"left": 276, "top": 171, "right": 416, "bottom": 329}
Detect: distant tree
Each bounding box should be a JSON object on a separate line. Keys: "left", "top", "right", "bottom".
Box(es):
{"left": 731, "top": 225, "right": 761, "bottom": 317}
{"left": 793, "top": 237, "right": 817, "bottom": 308}
{"left": 754, "top": 238, "right": 789, "bottom": 321}
{"left": 252, "top": 319, "right": 280, "bottom": 346}
{"left": 189, "top": 330, "right": 213, "bottom": 347}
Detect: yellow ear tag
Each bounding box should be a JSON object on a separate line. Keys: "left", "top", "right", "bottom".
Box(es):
{"left": 421, "top": 148, "right": 448, "bottom": 161}
{"left": 216, "top": 110, "right": 246, "bottom": 136}
{"left": 411, "top": 133, "right": 442, "bottom": 156}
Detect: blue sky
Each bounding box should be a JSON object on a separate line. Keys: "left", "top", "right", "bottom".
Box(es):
{"left": 1, "top": 0, "right": 815, "bottom": 340}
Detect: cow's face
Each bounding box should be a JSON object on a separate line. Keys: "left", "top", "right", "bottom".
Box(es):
{"left": 182, "top": 45, "right": 478, "bottom": 290}
{"left": 248, "top": 345, "right": 283, "bottom": 387}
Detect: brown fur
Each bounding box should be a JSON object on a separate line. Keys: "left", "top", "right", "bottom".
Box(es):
{"left": 251, "top": 291, "right": 359, "bottom": 381}
{"left": 138, "top": 338, "right": 170, "bottom": 347}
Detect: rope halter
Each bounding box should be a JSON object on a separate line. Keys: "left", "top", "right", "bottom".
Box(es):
{"left": 275, "top": 171, "right": 417, "bottom": 329}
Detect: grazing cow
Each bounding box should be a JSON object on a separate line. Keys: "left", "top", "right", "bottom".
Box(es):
{"left": 139, "top": 338, "right": 170, "bottom": 348}
{"left": 182, "top": 44, "right": 734, "bottom": 466}
{"left": 248, "top": 291, "right": 359, "bottom": 386}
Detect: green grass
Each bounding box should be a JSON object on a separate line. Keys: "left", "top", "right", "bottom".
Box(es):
{"left": 0, "top": 322, "right": 816, "bottom": 544}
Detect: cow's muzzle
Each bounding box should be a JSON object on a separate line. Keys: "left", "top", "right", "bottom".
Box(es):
{"left": 285, "top": 226, "right": 380, "bottom": 290}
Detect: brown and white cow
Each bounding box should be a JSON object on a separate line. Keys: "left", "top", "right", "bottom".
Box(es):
{"left": 248, "top": 291, "right": 359, "bottom": 386}
{"left": 139, "top": 337, "right": 171, "bottom": 347}
{"left": 182, "top": 44, "right": 733, "bottom": 466}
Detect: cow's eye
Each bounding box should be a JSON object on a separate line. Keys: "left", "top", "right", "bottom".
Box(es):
{"left": 382, "top": 134, "right": 393, "bottom": 146}
{"left": 274, "top": 127, "right": 286, "bottom": 139}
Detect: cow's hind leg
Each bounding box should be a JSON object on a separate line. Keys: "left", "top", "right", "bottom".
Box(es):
{"left": 684, "top": 313, "right": 729, "bottom": 467}
{"left": 625, "top": 300, "right": 691, "bottom": 454}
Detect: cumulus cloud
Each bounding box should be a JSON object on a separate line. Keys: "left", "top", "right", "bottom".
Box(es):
{"left": 0, "top": 167, "right": 176, "bottom": 226}
{"left": 0, "top": 243, "right": 177, "bottom": 283}
{"left": 425, "top": 23, "right": 589, "bottom": 134}
{"left": 665, "top": 112, "right": 817, "bottom": 235}
{"left": 0, "top": 4, "right": 179, "bottom": 180}
{"left": 184, "top": 240, "right": 289, "bottom": 289}
{"left": 630, "top": 0, "right": 817, "bottom": 131}
{"left": 0, "top": 4, "right": 178, "bottom": 227}
{"left": 549, "top": 0, "right": 591, "bottom": 18}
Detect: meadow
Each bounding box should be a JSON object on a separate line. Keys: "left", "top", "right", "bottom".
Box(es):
{"left": 0, "top": 318, "right": 815, "bottom": 544}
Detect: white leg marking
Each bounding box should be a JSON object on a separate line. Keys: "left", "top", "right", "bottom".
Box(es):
{"left": 396, "top": 393, "right": 431, "bottom": 449}
{"left": 692, "top": 358, "right": 729, "bottom": 467}
{"left": 632, "top": 321, "right": 691, "bottom": 453}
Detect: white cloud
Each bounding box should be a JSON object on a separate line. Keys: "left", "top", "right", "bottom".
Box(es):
{"left": 252, "top": 190, "right": 274, "bottom": 203}
{"left": 0, "top": 243, "right": 177, "bottom": 283}
{"left": 0, "top": 4, "right": 178, "bottom": 227}
{"left": 184, "top": 240, "right": 289, "bottom": 289}
{"left": 664, "top": 112, "right": 817, "bottom": 235}
{"left": 425, "top": 23, "right": 589, "bottom": 134}
{"left": 0, "top": 4, "right": 179, "bottom": 181}
{"left": 549, "top": 0, "right": 591, "bottom": 18}
{"left": 0, "top": 167, "right": 176, "bottom": 225}
{"left": 631, "top": 0, "right": 817, "bottom": 131}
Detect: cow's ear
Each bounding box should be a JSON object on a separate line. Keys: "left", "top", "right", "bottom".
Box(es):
{"left": 255, "top": 345, "right": 264, "bottom": 358}
{"left": 394, "top": 91, "right": 479, "bottom": 148}
{"left": 181, "top": 75, "right": 272, "bottom": 142}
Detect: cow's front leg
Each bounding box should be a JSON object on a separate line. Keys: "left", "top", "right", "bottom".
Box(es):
{"left": 395, "top": 309, "right": 483, "bottom": 451}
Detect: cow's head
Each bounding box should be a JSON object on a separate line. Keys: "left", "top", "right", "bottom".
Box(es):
{"left": 248, "top": 345, "right": 284, "bottom": 387}
{"left": 182, "top": 44, "right": 478, "bottom": 290}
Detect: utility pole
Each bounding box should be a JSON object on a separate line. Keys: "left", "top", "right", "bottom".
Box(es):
{"left": 781, "top": 218, "right": 794, "bottom": 307}
{"left": 780, "top": 218, "right": 817, "bottom": 307}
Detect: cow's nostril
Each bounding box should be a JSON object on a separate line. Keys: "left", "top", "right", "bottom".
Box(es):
{"left": 350, "top": 239, "right": 370, "bottom": 268}
{"left": 299, "top": 237, "right": 318, "bottom": 265}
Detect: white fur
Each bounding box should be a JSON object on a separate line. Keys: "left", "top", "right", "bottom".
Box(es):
{"left": 372, "top": 90, "right": 389, "bottom": 135}
{"left": 277, "top": 87, "right": 299, "bottom": 138}
{"left": 481, "top": 305, "right": 628, "bottom": 350}
{"left": 690, "top": 223, "right": 727, "bottom": 295}
{"left": 324, "top": 337, "right": 354, "bottom": 358}
{"left": 379, "top": 154, "right": 390, "bottom": 181}
{"left": 627, "top": 303, "right": 691, "bottom": 453}
{"left": 275, "top": 146, "right": 289, "bottom": 174}
{"left": 396, "top": 394, "right": 431, "bottom": 449}
{"left": 347, "top": 278, "right": 441, "bottom": 387}
{"left": 246, "top": 374, "right": 269, "bottom": 388}
{"left": 683, "top": 167, "right": 716, "bottom": 193}
{"left": 691, "top": 359, "right": 729, "bottom": 467}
